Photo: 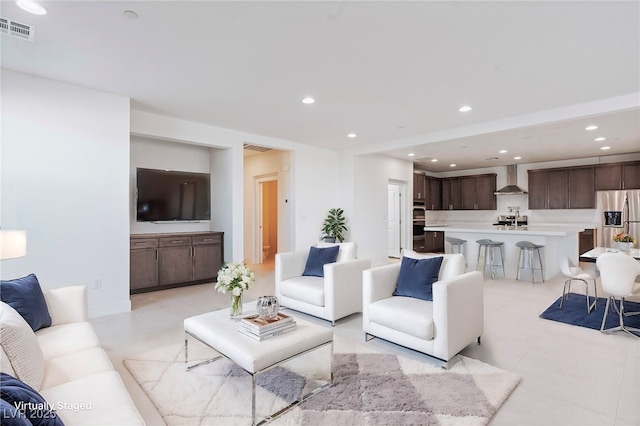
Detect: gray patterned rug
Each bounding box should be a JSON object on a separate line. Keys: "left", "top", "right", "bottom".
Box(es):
{"left": 124, "top": 339, "right": 519, "bottom": 425}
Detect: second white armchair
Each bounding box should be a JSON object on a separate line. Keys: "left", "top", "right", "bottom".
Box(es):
{"left": 363, "top": 251, "right": 484, "bottom": 366}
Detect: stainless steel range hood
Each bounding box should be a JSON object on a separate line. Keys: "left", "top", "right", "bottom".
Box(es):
{"left": 494, "top": 165, "right": 527, "bottom": 195}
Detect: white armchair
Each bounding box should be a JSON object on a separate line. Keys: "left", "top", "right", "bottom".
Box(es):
{"left": 275, "top": 242, "right": 371, "bottom": 325}
{"left": 363, "top": 251, "right": 484, "bottom": 366}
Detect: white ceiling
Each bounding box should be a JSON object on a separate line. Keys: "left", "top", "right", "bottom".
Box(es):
{"left": 2, "top": 1, "right": 639, "bottom": 171}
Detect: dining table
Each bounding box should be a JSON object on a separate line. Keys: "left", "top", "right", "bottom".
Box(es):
{"left": 579, "top": 247, "right": 640, "bottom": 263}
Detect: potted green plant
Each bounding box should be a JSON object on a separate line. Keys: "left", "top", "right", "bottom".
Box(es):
{"left": 321, "top": 208, "right": 348, "bottom": 242}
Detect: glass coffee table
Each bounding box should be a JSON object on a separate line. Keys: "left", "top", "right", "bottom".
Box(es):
{"left": 184, "top": 306, "right": 333, "bottom": 425}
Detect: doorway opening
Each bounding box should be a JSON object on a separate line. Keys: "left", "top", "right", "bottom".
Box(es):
{"left": 256, "top": 177, "right": 278, "bottom": 265}
{"left": 388, "top": 181, "right": 407, "bottom": 258}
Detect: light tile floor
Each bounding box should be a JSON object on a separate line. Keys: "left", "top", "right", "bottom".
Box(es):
{"left": 91, "top": 260, "right": 640, "bottom": 425}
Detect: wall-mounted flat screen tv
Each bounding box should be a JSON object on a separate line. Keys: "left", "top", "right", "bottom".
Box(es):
{"left": 136, "top": 168, "right": 211, "bottom": 222}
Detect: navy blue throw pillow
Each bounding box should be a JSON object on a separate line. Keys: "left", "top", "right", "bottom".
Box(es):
{"left": 0, "top": 398, "right": 31, "bottom": 426}
{"left": 0, "top": 274, "right": 52, "bottom": 332}
{"left": 302, "top": 245, "right": 340, "bottom": 277}
{"left": 393, "top": 256, "right": 444, "bottom": 301}
{"left": 0, "top": 373, "right": 64, "bottom": 426}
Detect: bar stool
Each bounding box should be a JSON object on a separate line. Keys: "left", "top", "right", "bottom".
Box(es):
{"left": 516, "top": 241, "right": 545, "bottom": 283}
{"left": 446, "top": 236, "right": 467, "bottom": 268}
{"left": 476, "top": 239, "right": 505, "bottom": 279}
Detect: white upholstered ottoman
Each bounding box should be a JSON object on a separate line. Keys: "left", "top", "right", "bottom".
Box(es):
{"left": 184, "top": 307, "right": 333, "bottom": 425}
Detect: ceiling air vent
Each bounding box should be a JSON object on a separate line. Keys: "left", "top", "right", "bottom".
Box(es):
{"left": 0, "top": 17, "right": 35, "bottom": 41}
{"left": 243, "top": 144, "right": 272, "bottom": 153}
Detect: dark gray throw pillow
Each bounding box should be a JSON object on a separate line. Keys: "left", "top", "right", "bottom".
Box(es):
{"left": 393, "top": 256, "right": 443, "bottom": 301}
{"left": 0, "top": 274, "right": 52, "bottom": 332}
{"left": 302, "top": 245, "right": 340, "bottom": 277}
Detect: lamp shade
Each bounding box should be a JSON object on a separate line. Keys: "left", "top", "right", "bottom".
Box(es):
{"left": 0, "top": 230, "right": 27, "bottom": 260}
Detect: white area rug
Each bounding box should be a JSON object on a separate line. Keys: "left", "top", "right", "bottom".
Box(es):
{"left": 124, "top": 338, "right": 519, "bottom": 425}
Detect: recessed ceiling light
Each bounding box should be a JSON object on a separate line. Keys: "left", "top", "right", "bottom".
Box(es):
{"left": 600, "top": 146, "right": 611, "bottom": 150}
{"left": 408, "top": 153, "right": 415, "bottom": 157}
{"left": 16, "top": 0, "right": 47, "bottom": 15}
{"left": 431, "top": 159, "right": 438, "bottom": 162}
{"left": 450, "top": 163, "right": 457, "bottom": 167}
{"left": 514, "top": 156, "right": 522, "bottom": 160}
{"left": 585, "top": 125, "right": 598, "bottom": 131}
{"left": 347, "top": 133, "right": 357, "bottom": 138}
{"left": 499, "top": 149, "right": 508, "bottom": 154}
{"left": 458, "top": 106, "right": 472, "bottom": 113}
{"left": 301, "top": 97, "right": 315, "bottom": 104}
{"left": 122, "top": 10, "right": 138, "bottom": 19}
{"left": 594, "top": 137, "right": 606, "bottom": 142}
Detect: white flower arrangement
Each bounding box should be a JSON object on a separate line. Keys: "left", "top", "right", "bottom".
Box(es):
{"left": 215, "top": 262, "right": 255, "bottom": 296}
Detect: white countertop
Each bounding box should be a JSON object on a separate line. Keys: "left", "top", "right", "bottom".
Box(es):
{"left": 423, "top": 224, "right": 587, "bottom": 236}
{"left": 579, "top": 247, "right": 640, "bottom": 260}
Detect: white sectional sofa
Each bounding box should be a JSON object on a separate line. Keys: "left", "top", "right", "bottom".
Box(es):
{"left": 363, "top": 252, "right": 484, "bottom": 366}
{"left": 0, "top": 285, "right": 144, "bottom": 425}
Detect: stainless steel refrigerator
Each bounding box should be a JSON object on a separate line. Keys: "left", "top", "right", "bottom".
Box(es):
{"left": 597, "top": 190, "right": 640, "bottom": 247}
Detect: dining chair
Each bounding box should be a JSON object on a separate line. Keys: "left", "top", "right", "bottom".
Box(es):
{"left": 560, "top": 257, "right": 598, "bottom": 313}
{"left": 596, "top": 252, "right": 640, "bottom": 339}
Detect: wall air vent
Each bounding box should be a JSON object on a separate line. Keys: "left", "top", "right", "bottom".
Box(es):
{"left": 243, "top": 144, "right": 272, "bottom": 153}
{"left": 0, "top": 17, "right": 35, "bottom": 41}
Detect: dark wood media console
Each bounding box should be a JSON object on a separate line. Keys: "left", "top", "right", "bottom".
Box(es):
{"left": 130, "top": 231, "right": 224, "bottom": 294}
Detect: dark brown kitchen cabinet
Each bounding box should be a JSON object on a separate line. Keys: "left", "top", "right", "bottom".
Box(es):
{"left": 528, "top": 169, "right": 568, "bottom": 209}
{"left": 579, "top": 228, "right": 596, "bottom": 256}
{"left": 414, "top": 172, "right": 426, "bottom": 200}
{"left": 413, "top": 235, "right": 426, "bottom": 252}
{"left": 460, "top": 174, "right": 497, "bottom": 210}
{"left": 424, "top": 231, "right": 444, "bottom": 253}
{"left": 547, "top": 169, "right": 568, "bottom": 209}
{"left": 425, "top": 176, "right": 442, "bottom": 210}
{"left": 595, "top": 161, "right": 640, "bottom": 190}
{"left": 130, "top": 232, "right": 224, "bottom": 294}
{"left": 595, "top": 164, "right": 623, "bottom": 190}
{"left": 568, "top": 167, "right": 595, "bottom": 208}
{"left": 623, "top": 162, "right": 640, "bottom": 189}
{"left": 529, "top": 167, "right": 594, "bottom": 209}
{"left": 527, "top": 170, "right": 548, "bottom": 210}
{"left": 442, "top": 178, "right": 461, "bottom": 210}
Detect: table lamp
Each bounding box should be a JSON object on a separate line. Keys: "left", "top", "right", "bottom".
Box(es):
{"left": 0, "top": 230, "right": 27, "bottom": 260}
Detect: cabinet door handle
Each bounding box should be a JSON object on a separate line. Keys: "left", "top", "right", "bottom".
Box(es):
{"left": 155, "top": 249, "right": 158, "bottom": 261}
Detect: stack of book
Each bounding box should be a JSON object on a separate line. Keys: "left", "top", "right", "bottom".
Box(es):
{"left": 238, "top": 312, "right": 297, "bottom": 341}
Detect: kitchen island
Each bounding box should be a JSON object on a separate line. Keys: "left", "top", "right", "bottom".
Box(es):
{"left": 424, "top": 224, "right": 587, "bottom": 280}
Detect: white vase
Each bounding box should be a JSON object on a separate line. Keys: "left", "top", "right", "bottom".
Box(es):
{"left": 615, "top": 241, "right": 633, "bottom": 252}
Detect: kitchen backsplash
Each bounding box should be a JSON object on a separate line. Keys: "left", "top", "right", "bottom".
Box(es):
{"left": 426, "top": 205, "right": 601, "bottom": 228}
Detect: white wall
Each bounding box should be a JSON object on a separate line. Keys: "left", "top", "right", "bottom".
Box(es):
{"left": 291, "top": 148, "right": 340, "bottom": 249}
{"left": 352, "top": 154, "right": 414, "bottom": 266}
{"left": 1, "top": 70, "right": 131, "bottom": 317}
{"left": 210, "top": 147, "right": 241, "bottom": 263}
{"left": 243, "top": 150, "right": 291, "bottom": 263}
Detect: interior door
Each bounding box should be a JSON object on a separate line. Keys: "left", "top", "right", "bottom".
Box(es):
{"left": 388, "top": 184, "right": 402, "bottom": 258}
